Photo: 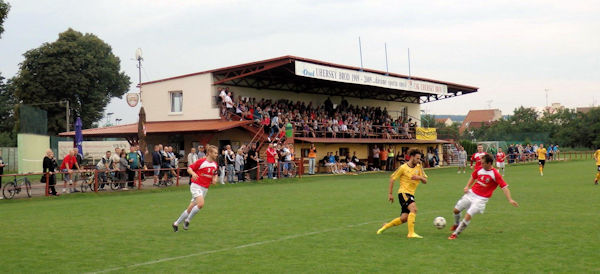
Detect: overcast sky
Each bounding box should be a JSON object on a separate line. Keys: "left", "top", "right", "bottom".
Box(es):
{"left": 1, "top": 0, "right": 598, "bottom": 125}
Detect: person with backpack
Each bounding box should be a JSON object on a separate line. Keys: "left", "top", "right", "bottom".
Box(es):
{"left": 127, "top": 146, "right": 141, "bottom": 188}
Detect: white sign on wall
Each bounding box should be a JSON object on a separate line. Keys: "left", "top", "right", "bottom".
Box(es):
{"left": 294, "top": 60, "right": 448, "bottom": 95}
{"left": 59, "top": 141, "right": 130, "bottom": 161}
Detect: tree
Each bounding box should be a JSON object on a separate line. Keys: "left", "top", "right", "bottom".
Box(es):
{"left": 0, "top": 0, "right": 9, "bottom": 38}
{"left": 12, "top": 28, "right": 130, "bottom": 134}
{"left": 0, "top": 73, "right": 16, "bottom": 146}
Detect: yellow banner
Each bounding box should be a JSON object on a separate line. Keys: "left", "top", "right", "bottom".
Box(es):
{"left": 416, "top": 127, "right": 437, "bottom": 140}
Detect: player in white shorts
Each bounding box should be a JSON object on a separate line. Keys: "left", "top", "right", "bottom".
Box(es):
{"left": 495, "top": 147, "right": 506, "bottom": 176}
{"left": 172, "top": 145, "right": 219, "bottom": 232}
{"left": 449, "top": 154, "right": 519, "bottom": 240}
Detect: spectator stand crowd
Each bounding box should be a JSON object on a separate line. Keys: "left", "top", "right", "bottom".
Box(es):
{"left": 217, "top": 87, "right": 418, "bottom": 141}
{"left": 506, "top": 143, "right": 560, "bottom": 163}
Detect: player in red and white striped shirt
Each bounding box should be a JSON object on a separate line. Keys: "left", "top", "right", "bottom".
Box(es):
{"left": 172, "top": 145, "right": 219, "bottom": 232}
{"left": 449, "top": 154, "right": 519, "bottom": 240}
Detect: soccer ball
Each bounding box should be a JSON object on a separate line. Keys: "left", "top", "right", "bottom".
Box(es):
{"left": 433, "top": 217, "right": 446, "bottom": 229}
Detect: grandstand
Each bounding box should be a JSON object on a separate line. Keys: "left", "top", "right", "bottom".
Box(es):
{"left": 61, "top": 56, "right": 478, "bottom": 173}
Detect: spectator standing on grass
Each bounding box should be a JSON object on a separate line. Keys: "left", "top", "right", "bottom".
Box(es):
{"left": 380, "top": 147, "right": 388, "bottom": 170}
{"left": 308, "top": 144, "right": 317, "bottom": 175}
{"left": 218, "top": 149, "right": 227, "bottom": 184}
{"left": 372, "top": 146, "right": 380, "bottom": 171}
{"left": 42, "top": 149, "right": 59, "bottom": 196}
{"left": 152, "top": 145, "right": 162, "bottom": 185}
{"left": 188, "top": 148, "right": 198, "bottom": 167}
{"left": 127, "top": 146, "right": 141, "bottom": 188}
{"left": 235, "top": 149, "right": 245, "bottom": 182}
{"left": 96, "top": 151, "right": 112, "bottom": 190}
{"left": 457, "top": 146, "right": 467, "bottom": 174}
{"left": 197, "top": 145, "right": 206, "bottom": 159}
{"left": 247, "top": 143, "right": 259, "bottom": 180}
{"left": 136, "top": 145, "right": 147, "bottom": 180}
{"left": 118, "top": 150, "right": 130, "bottom": 190}
{"left": 225, "top": 145, "right": 235, "bottom": 183}
{"left": 266, "top": 143, "right": 278, "bottom": 179}
{"left": 61, "top": 149, "right": 81, "bottom": 193}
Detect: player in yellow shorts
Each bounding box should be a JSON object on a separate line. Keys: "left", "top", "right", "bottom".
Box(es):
{"left": 536, "top": 144, "right": 547, "bottom": 176}
{"left": 376, "top": 149, "right": 428, "bottom": 238}
{"left": 594, "top": 148, "right": 600, "bottom": 185}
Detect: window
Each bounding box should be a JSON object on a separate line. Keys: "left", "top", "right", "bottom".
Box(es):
{"left": 339, "top": 147, "right": 349, "bottom": 158}
{"left": 170, "top": 91, "right": 183, "bottom": 113}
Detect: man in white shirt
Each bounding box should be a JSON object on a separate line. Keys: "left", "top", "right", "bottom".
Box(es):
{"left": 188, "top": 148, "right": 198, "bottom": 166}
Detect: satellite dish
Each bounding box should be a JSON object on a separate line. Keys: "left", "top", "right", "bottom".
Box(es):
{"left": 135, "top": 48, "right": 143, "bottom": 61}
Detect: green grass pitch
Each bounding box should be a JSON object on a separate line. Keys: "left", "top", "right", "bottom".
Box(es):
{"left": 1, "top": 160, "right": 599, "bottom": 273}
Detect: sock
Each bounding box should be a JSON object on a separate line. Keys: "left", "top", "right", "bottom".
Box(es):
{"left": 453, "top": 219, "right": 471, "bottom": 235}
{"left": 174, "top": 209, "right": 189, "bottom": 225}
{"left": 185, "top": 205, "right": 201, "bottom": 222}
{"left": 382, "top": 217, "right": 403, "bottom": 230}
{"left": 539, "top": 166, "right": 543, "bottom": 174}
{"left": 454, "top": 213, "right": 461, "bottom": 225}
{"left": 407, "top": 213, "right": 417, "bottom": 235}
{"left": 595, "top": 172, "right": 600, "bottom": 182}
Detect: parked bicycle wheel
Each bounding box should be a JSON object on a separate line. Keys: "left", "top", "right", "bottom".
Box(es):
{"left": 2, "top": 182, "right": 17, "bottom": 199}
{"left": 80, "top": 179, "right": 93, "bottom": 192}
{"left": 25, "top": 178, "right": 32, "bottom": 198}
{"left": 110, "top": 179, "right": 121, "bottom": 190}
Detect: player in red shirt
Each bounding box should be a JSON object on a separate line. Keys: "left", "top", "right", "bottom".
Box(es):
{"left": 172, "top": 145, "right": 219, "bottom": 232}
{"left": 449, "top": 154, "right": 518, "bottom": 240}
{"left": 495, "top": 147, "right": 506, "bottom": 176}
{"left": 470, "top": 144, "right": 487, "bottom": 170}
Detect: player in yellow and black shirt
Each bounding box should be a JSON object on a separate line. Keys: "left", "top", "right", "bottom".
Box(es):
{"left": 594, "top": 148, "right": 600, "bottom": 185}
{"left": 537, "top": 144, "right": 547, "bottom": 176}
{"left": 376, "top": 149, "right": 428, "bottom": 238}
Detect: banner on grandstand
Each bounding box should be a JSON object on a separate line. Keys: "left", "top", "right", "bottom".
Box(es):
{"left": 295, "top": 61, "right": 448, "bottom": 95}
{"left": 415, "top": 127, "right": 437, "bottom": 140}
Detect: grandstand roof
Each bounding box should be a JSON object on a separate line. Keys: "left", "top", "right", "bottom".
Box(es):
{"left": 141, "top": 55, "right": 478, "bottom": 104}
{"left": 59, "top": 119, "right": 250, "bottom": 138}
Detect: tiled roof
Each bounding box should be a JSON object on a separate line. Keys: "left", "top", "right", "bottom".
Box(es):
{"left": 59, "top": 119, "right": 250, "bottom": 137}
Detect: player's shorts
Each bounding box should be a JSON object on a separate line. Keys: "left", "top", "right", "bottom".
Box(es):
{"left": 397, "top": 193, "right": 415, "bottom": 214}
{"left": 597, "top": 165, "right": 600, "bottom": 172}
{"left": 458, "top": 160, "right": 466, "bottom": 167}
{"left": 538, "top": 160, "right": 545, "bottom": 166}
{"left": 454, "top": 190, "right": 489, "bottom": 216}
{"left": 496, "top": 161, "right": 505, "bottom": 168}
{"left": 190, "top": 183, "right": 208, "bottom": 201}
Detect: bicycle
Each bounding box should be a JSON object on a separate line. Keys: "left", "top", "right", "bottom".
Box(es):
{"left": 2, "top": 176, "right": 32, "bottom": 199}
{"left": 78, "top": 171, "right": 95, "bottom": 193}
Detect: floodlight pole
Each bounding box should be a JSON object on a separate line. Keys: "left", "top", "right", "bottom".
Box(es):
{"left": 407, "top": 48, "right": 411, "bottom": 80}
{"left": 358, "top": 37, "right": 364, "bottom": 71}
{"left": 544, "top": 88, "right": 549, "bottom": 107}
{"left": 384, "top": 43, "right": 389, "bottom": 75}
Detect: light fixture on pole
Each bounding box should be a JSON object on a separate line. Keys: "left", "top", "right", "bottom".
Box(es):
{"left": 106, "top": 112, "right": 114, "bottom": 126}
{"left": 136, "top": 48, "right": 143, "bottom": 105}
{"left": 115, "top": 118, "right": 122, "bottom": 125}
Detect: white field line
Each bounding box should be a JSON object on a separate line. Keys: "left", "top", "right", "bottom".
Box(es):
{"left": 89, "top": 220, "right": 383, "bottom": 273}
